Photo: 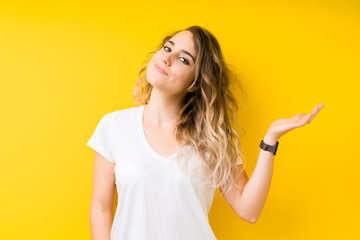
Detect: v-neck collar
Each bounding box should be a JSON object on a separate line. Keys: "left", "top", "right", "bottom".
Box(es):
{"left": 137, "top": 104, "right": 179, "bottom": 162}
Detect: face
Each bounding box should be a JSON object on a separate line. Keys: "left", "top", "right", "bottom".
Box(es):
{"left": 146, "top": 30, "right": 197, "bottom": 95}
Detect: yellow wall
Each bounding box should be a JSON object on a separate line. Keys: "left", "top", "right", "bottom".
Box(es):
{"left": 0, "top": 0, "right": 358, "bottom": 239}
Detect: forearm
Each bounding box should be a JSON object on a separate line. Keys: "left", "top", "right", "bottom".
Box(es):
{"left": 90, "top": 207, "right": 113, "bottom": 240}
{"left": 239, "top": 134, "right": 278, "bottom": 223}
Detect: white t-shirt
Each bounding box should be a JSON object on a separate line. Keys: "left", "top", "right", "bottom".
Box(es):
{"left": 86, "top": 105, "right": 242, "bottom": 240}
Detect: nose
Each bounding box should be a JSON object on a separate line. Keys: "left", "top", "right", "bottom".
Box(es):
{"left": 161, "top": 54, "right": 171, "bottom": 66}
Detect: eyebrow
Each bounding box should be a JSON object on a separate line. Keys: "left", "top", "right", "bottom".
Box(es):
{"left": 168, "top": 40, "right": 195, "bottom": 63}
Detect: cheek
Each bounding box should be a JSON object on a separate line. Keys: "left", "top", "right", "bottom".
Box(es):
{"left": 147, "top": 55, "right": 160, "bottom": 73}
{"left": 152, "top": 52, "right": 162, "bottom": 62}
{"left": 182, "top": 67, "right": 195, "bottom": 82}
{"left": 147, "top": 53, "right": 158, "bottom": 67}
{"left": 175, "top": 68, "right": 195, "bottom": 88}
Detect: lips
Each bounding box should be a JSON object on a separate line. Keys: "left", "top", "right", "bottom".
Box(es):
{"left": 154, "top": 64, "right": 168, "bottom": 75}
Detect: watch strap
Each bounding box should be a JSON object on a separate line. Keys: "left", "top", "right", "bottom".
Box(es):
{"left": 259, "top": 140, "right": 279, "bottom": 155}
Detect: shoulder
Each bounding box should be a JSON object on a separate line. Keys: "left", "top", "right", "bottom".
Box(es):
{"left": 114, "top": 105, "right": 141, "bottom": 115}
{"left": 95, "top": 105, "right": 144, "bottom": 128}
{"left": 101, "top": 105, "right": 141, "bottom": 118}
{"left": 99, "top": 105, "right": 144, "bottom": 128}
{"left": 112, "top": 105, "right": 143, "bottom": 122}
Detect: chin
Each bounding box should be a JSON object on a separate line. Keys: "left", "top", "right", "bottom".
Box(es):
{"left": 146, "top": 65, "right": 165, "bottom": 86}
{"left": 146, "top": 72, "right": 161, "bottom": 88}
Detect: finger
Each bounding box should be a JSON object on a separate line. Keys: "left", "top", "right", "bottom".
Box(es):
{"left": 309, "top": 105, "right": 320, "bottom": 119}
{"left": 312, "top": 105, "right": 318, "bottom": 114}
{"left": 305, "top": 112, "right": 314, "bottom": 123}
{"left": 292, "top": 113, "right": 304, "bottom": 118}
{"left": 308, "top": 106, "right": 321, "bottom": 122}
{"left": 308, "top": 113, "right": 316, "bottom": 122}
{"left": 296, "top": 104, "right": 324, "bottom": 125}
{"left": 294, "top": 116, "right": 310, "bottom": 127}
{"left": 311, "top": 104, "right": 323, "bottom": 117}
{"left": 315, "top": 103, "right": 324, "bottom": 114}
{"left": 294, "top": 113, "right": 311, "bottom": 125}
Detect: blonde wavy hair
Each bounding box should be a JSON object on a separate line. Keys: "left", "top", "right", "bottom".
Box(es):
{"left": 133, "top": 25, "right": 247, "bottom": 197}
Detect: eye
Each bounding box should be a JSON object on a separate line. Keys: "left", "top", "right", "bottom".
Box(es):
{"left": 162, "top": 45, "right": 190, "bottom": 65}
{"left": 163, "top": 45, "right": 170, "bottom": 52}
{"left": 179, "top": 57, "right": 189, "bottom": 65}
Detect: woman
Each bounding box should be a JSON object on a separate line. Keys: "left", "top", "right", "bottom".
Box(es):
{"left": 87, "top": 25, "right": 324, "bottom": 240}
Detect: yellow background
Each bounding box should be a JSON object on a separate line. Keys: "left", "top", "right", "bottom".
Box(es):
{"left": 1, "top": 0, "right": 359, "bottom": 239}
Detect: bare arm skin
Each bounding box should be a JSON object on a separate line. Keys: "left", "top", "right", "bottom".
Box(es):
{"left": 221, "top": 104, "right": 324, "bottom": 223}
{"left": 220, "top": 134, "right": 276, "bottom": 224}
{"left": 89, "top": 151, "right": 116, "bottom": 240}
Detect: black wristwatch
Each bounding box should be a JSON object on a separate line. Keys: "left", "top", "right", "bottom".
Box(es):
{"left": 259, "top": 140, "right": 279, "bottom": 155}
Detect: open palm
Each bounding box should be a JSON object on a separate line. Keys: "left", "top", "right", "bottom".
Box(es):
{"left": 267, "top": 103, "right": 325, "bottom": 140}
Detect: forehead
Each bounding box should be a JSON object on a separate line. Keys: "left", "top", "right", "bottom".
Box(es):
{"left": 169, "top": 31, "right": 197, "bottom": 57}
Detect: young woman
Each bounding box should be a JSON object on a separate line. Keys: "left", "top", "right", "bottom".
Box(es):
{"left": 87, "top": 25, "right": 324, "bottom": 240}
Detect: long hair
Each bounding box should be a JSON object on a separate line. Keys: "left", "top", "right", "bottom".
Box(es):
{"left": 133, "top": 25, "right": 247, "bottom": 197}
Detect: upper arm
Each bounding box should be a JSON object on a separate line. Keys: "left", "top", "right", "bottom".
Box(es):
{"left": 90, "top": 151, "right": 116, "bottom": 212}
{"left": 220, "top": 164, "right": 249, "bottom": 218}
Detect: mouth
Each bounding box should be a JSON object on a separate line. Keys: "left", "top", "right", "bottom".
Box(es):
{"left": 154, "top": 64, "right": 168, "bottom": 75}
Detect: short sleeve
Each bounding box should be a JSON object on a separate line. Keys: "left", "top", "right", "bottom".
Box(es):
{"left": 86, "top": 113, "right": 114, "bottom": 164}
{"left": 235, "top": 156, "right": 243, "bottom": 165}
